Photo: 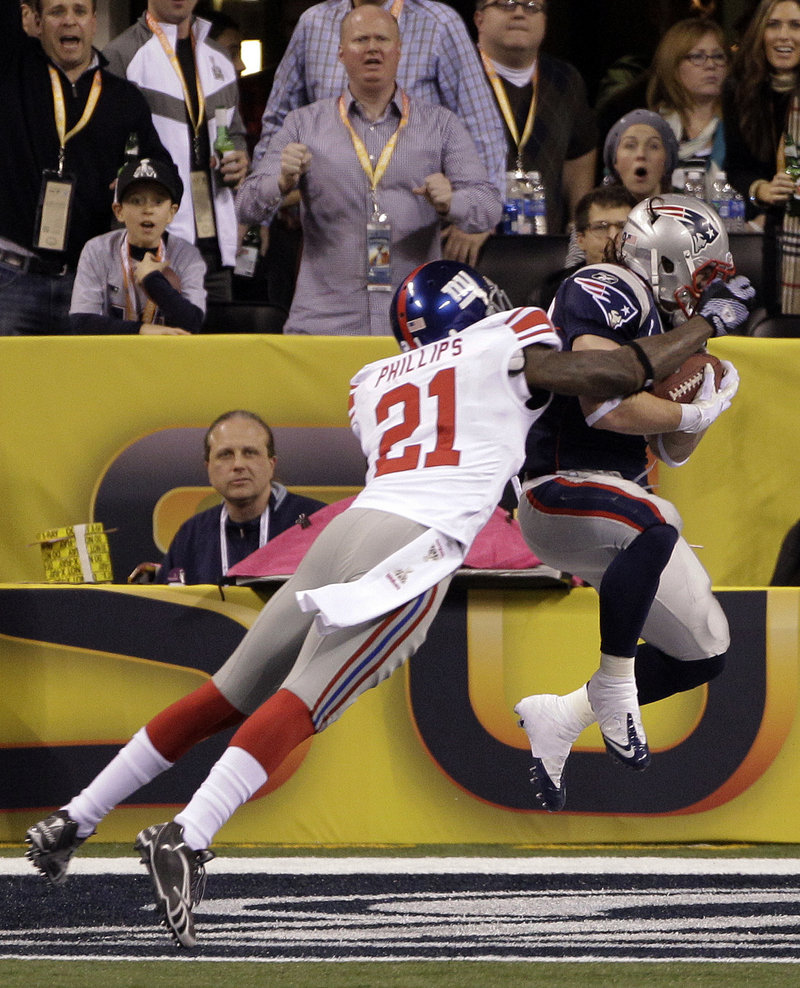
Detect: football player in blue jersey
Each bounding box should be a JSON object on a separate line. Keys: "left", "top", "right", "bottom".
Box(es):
{"left": 514, "top": 193, "right": 755, "bottom": 812}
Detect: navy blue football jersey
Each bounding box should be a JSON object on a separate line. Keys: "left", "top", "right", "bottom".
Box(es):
{"left": 524, "top": 263, "right": 665, "bottom": 483}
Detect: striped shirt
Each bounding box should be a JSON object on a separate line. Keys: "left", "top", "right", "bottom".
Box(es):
{"left": 255, "top": 0, "right": 506, "bottom": 195}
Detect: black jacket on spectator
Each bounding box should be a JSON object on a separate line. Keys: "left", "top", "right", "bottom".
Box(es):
{"left": 0, "top": 5, "right": 170, "bottom": 270}
{"left": 722, "top": 79, "right": 790, "bottom": 223}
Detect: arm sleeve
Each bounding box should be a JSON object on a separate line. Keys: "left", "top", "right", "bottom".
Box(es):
{"left": 439, "top": 110, "right": 503, "bottom": 233}
{"left": 129, "top": 84, "right": 174, "bottom": 166}
{"left": 427, "top": 14, "right": 506, "bottom": 195}
{"left": 236, "top": 114, "right": 299, "bottom": 225}
{"left": 252, "top": 21, "right": 308, "bottom": 162}
{"left": 102, "top": 44, "right": 128, "bottom": 80}
{"left": 564, "top": 68, "right": 598, "bottom": 161}
{"left": 141, "top": 272, "right": 204, "bottom": 333}
{"left": 69, "top": 312, "right": 142, "bottom": 334}
{"left": 0, "top": 1, "right": 24, "bottom": 59}
{"left": 722, "top": 82, "right": 779, "bottom": 219}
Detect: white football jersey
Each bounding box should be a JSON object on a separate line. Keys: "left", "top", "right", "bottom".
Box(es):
{"left": 349, "top": 308, "right": 560, "bottom": 547}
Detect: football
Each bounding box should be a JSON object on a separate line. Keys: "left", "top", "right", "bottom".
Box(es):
{"left": 652, "top": 352, "right": 723, "bottom": 404}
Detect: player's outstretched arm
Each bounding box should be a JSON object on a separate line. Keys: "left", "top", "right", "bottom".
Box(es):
{"left": 523, "top": 273, "right": 754, "bottom": 400}
{"left": 523, "top": 314, "right": 716, "bottom": 400}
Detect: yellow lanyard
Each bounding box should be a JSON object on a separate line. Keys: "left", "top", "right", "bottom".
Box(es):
{"left": 388, "top": 0, "right": 404, "bottom": 16}
{"left": 120, "top": 234, "right": 164, "bottom": 324}
{"left": 479, "top": 48, "right": 538, "bottom": 170}
{"left": 146, "top": 13, "right": 205, "bottom": 145}
{"left": 48, "top": 66, "right": 102, "bottom": 175}
{"left": 338, "top": 90, "right": 410, "bottom": 208}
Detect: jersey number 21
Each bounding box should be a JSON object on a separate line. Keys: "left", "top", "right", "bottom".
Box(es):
{"left": 374, "top": 367, "right": 461, "bottom": 476}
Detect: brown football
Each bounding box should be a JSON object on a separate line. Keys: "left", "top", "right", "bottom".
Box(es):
{"left": 652, "top": 352, "right": 723, "bottom": 404}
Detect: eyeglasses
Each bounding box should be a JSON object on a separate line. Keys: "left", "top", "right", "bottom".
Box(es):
{"left": 480, "top": 0, "right": 546, "bottom": 13}
{"left": 683, "top": 51, "right": 727, "bottom": 67}
{"left": 584, "top": 221, "right": 626, "bottom": 235}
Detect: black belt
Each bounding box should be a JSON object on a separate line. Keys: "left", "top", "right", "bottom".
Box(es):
{"left": 0, "top": 245, "right": 69, "bottom": 277}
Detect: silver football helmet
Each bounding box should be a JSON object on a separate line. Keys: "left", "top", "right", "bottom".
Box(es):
{"left": 619, "top": 194, "right": 734, "bottom": 317}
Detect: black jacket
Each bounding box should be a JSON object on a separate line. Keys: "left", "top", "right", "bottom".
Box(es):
{"left": 0, "top": 7, "right": 170, "bottom": 269}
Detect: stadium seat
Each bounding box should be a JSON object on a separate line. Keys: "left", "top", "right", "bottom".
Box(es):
{"left": 747, "top": 313, "right": 800, "bottom": 337}
{"left": 475, "top": 234, "right": 570, "bottom": 307}
{"left": 728, "top": 230, "right": 779, "bottom": 320}
{"left": 203, "top": 302, "right": 288, "bottom": 334}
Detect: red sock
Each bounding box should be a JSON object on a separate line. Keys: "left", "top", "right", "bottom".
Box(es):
{"left": 229, "top": 689, "right": 315, "bottom": 776}
{"left": 146, "top": 678, "right": 246, "bottom": 762}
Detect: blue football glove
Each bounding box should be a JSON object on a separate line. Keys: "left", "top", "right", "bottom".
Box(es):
{"left": 697, "top": 275, "right": 756, "bottom": 336}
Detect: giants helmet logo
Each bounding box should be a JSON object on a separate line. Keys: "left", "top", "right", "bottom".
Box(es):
{"left": 652, "top": 202, "right": 720, "bottom": 253}
{"left": 441, "top": 271, "right": 489, "bottom": 310}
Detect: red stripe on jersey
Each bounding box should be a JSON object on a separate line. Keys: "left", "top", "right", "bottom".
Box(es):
{"left": 505, "top": 307, "right": 555, "bottom": 342}
{"left": 525, "top": 476, "right": 668, "bottom": 529}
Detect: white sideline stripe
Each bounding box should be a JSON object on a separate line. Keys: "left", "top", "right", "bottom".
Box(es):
{"left": 6, "top": 856, "right": 800, "bottom": 877}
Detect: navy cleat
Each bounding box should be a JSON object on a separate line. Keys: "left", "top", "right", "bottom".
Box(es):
{"left": 515, "top": 693, "right": 582, "bottom": 812}
{"left": 587, "top": 674, "right": 650, "bottom": 771}
{"left": 135, "top": 821, "right": 214, "bottom": 949}
{"left": 25, "top": 810, "right": 92, "bottom": 887}
{"left": 528, "top": 756, "right": 567, "bottom": 813}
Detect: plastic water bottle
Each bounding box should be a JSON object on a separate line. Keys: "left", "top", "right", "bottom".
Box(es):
{"left": 683, "top": 168, "right": 705, "bottom": 201}
{"left": 728, "top": 189, "right": 746, "bottom": 231}
{"left": 526, "top": 170, "right": 548, "bottom": 235}
{"left": 504, "top": 171, "right": 527, "bottom": 235}
{"left": 710, "top": 171, "right": 732, "bottom": 225}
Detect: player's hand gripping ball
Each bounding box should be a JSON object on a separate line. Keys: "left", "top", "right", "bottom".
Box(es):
{"left": 652, "top": 352, "right": 723, "bottom": 404}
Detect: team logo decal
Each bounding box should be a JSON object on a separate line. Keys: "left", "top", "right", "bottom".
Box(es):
{"left": 575, "top": 274, "right": 638, "bottom": 330}
{"left": 653, "top": 202, "right": 719, "bottom": 251}
{"left": 441, "top": 272, "right": 488, "bottom": 310}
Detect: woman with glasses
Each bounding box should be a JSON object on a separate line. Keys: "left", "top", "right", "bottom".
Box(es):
{"left": 723, "top": 0, "right": 800, "bottom": 312}
{"left": 646, "top": 18, "right": 729, "bottom": 194}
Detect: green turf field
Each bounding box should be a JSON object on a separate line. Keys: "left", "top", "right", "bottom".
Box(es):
{"left": 3, "top": 960, "right": 800, "bottom": 988}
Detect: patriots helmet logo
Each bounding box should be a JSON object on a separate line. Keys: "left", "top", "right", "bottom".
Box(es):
{"left": 651, "top": 202, "right": 719, "bottom": 253}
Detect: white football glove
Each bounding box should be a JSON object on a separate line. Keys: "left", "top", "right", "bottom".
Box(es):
{"left": 678, "top": 360, "right": 740, "bottom": 434}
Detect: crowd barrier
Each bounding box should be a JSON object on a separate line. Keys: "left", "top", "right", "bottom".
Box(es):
{"left": 2, "top": 581, "right": 798, "bottom": 845}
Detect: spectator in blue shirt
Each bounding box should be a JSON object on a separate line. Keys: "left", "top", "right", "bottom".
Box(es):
{"left": 131, "top": 410, "right": 325, "bottom": 585}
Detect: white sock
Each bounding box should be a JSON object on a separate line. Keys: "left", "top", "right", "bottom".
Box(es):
{"left": 175, "top": 746, "right": 267, "bottom": 851}
{"left": 597, "top": 653, "right": 635, "bottom": 679}
{"left": 65, "top": 728, "right": 173, "bottom": 838}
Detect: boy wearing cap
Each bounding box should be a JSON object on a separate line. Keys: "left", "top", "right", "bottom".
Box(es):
{"left": 70, "top": 158, "right": 206, "bottom": 335}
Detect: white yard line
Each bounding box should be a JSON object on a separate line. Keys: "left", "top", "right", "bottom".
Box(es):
{"left": 4, "top": 856, "right": 800, "bottom": 876}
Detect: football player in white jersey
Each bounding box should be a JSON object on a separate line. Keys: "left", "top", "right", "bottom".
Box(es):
{"left": 515, "top": 195, "right": 754, "bottom": 812}
{"left": 24, "top": 257, "right": 750, "bottom": 947}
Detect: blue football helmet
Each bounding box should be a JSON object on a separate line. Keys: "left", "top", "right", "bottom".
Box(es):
{"left": 390, "top": 260, "right": 510, "bottom": 351}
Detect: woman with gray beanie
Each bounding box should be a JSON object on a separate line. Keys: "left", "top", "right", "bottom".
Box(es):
{"left": 602, "top": 109, "right": 680, "bottom": 199}
{"left": 563, "top": 109, "right": 678, "bottom": 267}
